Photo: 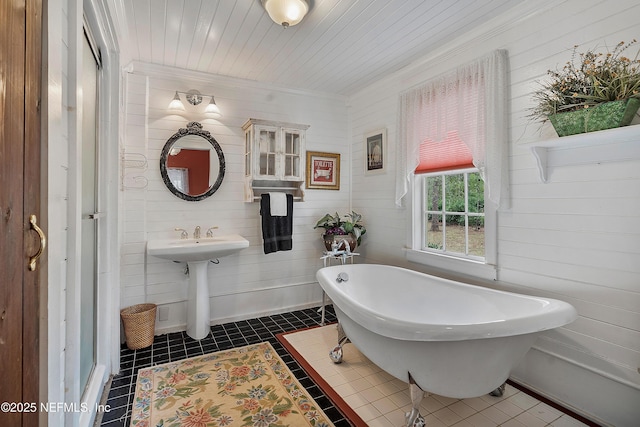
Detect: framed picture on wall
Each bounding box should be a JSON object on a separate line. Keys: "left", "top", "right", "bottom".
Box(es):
{"left": 364, "top": 128, "right": 386, "bottom": 175}
{"left": 306, "top": 151, "right": 340, "bottom": 190}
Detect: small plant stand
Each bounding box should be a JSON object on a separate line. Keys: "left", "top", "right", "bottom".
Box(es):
{"left": 318, "top": 250, "right": 359, "bottom": 325}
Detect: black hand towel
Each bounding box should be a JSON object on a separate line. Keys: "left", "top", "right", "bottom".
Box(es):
{"left": 260, "top": 193, "right": 294, "bottom": 254}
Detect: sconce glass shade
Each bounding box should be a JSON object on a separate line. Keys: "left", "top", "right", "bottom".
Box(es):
{"left": 205, "top": 96, "right": 221, "bottom": 116}
{"left": 168, "top": 91, "right": 185, "bottom": 111}
{"left": 262, "top": 0, "right": 309, "bottom": 28}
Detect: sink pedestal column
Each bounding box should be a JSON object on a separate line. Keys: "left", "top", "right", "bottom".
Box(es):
{"left": 186, "top": 260, "right": 211, "bottom": 340}
{"left": 146, "top": 234, "right": 249, "bottom": 340}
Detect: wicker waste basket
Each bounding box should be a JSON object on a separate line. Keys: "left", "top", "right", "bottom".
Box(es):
{"left": 121, "top": 303, "right": 157, "bottom": 350}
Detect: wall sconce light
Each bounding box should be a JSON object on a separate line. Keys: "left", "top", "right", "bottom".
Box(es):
{"left": 262, "top": 0, "right": 309, "bottom": 28}
{"left": 169, "top": 91, "right": 185, "bottom": 111}
{"left": 205, "top": 96, "right": 221, "bottom": 115}
{"left": 168, "top": 90, "right": 221, "bottom": 116}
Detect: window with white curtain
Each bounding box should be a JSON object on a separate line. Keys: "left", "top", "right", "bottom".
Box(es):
{"left": 396, "top": 50, "right": 508, "bottom": 279}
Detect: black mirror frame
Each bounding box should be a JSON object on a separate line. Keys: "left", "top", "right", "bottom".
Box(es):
{"left": 160, "top": 121, "right": 226, "bottom": 202}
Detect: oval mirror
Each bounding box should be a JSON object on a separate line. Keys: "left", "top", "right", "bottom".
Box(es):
{"left": 160, "top": 122, "right": 225, "bottom": 201}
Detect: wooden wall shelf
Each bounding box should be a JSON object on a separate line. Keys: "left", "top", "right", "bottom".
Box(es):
{"left": 524, "top": 125, "right": 640, "bottom": 182}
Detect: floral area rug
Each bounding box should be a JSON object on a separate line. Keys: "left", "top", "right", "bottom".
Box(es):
{"left": 130, "top": 341, "right": 334, "bottom": 427}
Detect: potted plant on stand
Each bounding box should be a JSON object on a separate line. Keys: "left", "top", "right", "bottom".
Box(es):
{"left": 314, "top": 211, "right": 366, "bottom": 252}
{"left": 530, "top": 40, "right": 640, "bottom": 136}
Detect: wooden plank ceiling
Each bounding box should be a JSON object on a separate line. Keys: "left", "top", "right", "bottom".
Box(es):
{"left": 109, "top": 0, "right": 525, "bottom": 96}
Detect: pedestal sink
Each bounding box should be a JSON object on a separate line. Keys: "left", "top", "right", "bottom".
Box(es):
{"left": 147, "top": 234, "right": 249, "bottom": 340}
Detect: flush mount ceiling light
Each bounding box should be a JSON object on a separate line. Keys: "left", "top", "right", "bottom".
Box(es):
{"left": 262, "top": 0, "right": 309, "bottom": 28}
{"left": 168, "top": 90, "right": 221, "bottom": 116}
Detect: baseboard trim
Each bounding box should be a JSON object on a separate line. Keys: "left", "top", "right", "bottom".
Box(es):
{"left": 507, "top": 379, "right": 603, "bottom": 427}
{"left": 153, "top": 300, "right": 322, "bottom": 336}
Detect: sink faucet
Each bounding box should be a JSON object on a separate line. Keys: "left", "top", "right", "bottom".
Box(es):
{"left": 206, "top": 226, "right": 219, "bottom": 237}
{"left": 175, "top": 228, "right": 188, "bottom": 239}
{"left": 194, "top": 226, "right": 201, "bottom": 239}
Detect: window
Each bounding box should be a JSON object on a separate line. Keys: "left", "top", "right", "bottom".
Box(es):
{"left": 398, "top": 50, "right": 507, "bottom": 280}
{"left": 409, "top": 141, "right": 497, "bottom": 280}
{"left": 409, "top": 167, "right": 496, "bottom": 280}
{"left": 422, "top": 169, "right": 484, "bottom": 259}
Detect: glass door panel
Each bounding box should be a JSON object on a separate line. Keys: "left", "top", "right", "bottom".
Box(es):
{"left": 245, "top": 132, "right": 251, "bottom": 176}
{"left": 80, "top": 32, "right": 98, "bottom": 393}
{"left": 284, "top": 131, "right": 301, "bottom": 179}
{"left": 258, "top": 129, "right": 277, "bottom": 177}
{"left": 284, "top": 156, "right": 292, "bottom": 177}
{"left": 284, "top": 131, "right": 301, "bottom": 154}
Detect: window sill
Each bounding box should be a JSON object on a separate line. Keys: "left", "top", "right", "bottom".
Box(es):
{"left": 405, "top": 248, "right": 497, "bottom": 281}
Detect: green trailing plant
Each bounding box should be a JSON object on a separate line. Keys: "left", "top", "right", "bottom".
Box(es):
{"left": 314, "top": 211, "right": 367, "bottom": 245}
{"left": 530, "top": 40, "right": 640, "bottom": 123}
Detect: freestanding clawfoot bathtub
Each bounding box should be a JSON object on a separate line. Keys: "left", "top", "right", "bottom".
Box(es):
{"left": 316, "top": 264, "right": 577, "bottom": 427}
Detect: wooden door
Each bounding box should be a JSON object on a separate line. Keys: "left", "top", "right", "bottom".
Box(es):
{"left": 0, "top": 0, "right": 43, "bottom": 425}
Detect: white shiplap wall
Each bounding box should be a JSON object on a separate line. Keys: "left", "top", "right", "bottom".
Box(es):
{"left": 45, "top": 1, "right": 70, "bottom": 425}
{"left": 47, "top": 0, "right": 121, "bottom": 425}
{"left": 349, "top": 1, "right": 640, "bottom": 426}
{"left": 121, "top": 64, "right": 350, "bottom": 331}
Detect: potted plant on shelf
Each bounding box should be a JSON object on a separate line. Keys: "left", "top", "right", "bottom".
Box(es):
{"left": 529, "top": 40, "right": 640, "bottom": 136}
{"left": 314, "top": 211, "right": 366, "bottom": 252}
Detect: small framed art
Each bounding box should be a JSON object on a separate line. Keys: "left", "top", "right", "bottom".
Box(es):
{"left": 364, "top": 128, "right": 386, "bottom": 175}
{"left": 306, "top": 151, "right": 340, "bottom": 190}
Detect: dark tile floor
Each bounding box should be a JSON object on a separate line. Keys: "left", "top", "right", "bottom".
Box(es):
{"left": 98, "top": 305, "right": 348, "bottom": 427}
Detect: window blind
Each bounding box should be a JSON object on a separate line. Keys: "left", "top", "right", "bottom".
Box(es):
{"left": 396, "top": 49, "right": 508, "bottom": 207}
{"left": 415, "top": 131, "right": 474, "bottom": 174}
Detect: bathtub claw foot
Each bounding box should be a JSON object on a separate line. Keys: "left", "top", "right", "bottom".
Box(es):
{"left": 329, "top": 337, "right": 349, "bottom": 364}
{"left": 489, "top": 382, "right": 506, "bottom": 397}
{"left": 329, "top": 345, "right": 343, "bottom": 363}
{"left": 405, "top": 408, "right": 425, "bottom": 427}
{"left": 329, "top": 323, "right": 350, "bottom": 364}
{"left": 406, "top": 372, "right": 426, "bottom": 427}
{"left": 405, "top": 409, "right": 425, "bottom": 427}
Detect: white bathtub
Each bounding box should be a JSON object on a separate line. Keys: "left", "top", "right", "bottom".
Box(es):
{"left": 316, "top": 264, "right": 577, "bottom": 401}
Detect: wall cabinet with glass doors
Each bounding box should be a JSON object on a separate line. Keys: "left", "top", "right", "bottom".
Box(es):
{"left": 243, "top": 118, "right": 309, "bottom": 202}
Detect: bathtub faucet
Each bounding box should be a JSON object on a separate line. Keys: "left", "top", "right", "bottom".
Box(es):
{"left": 336, "top": 272, "right": 349, "bottom": 283}
{"left": 339, "top": 239, "right": 351, "bottom": 255}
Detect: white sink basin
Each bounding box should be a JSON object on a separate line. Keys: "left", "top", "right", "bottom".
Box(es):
{"left": 147, "top": 234, "right": 249, "bottom": 262}
{"left": 147, "top": 234, "right": 250, "bottom": 340}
